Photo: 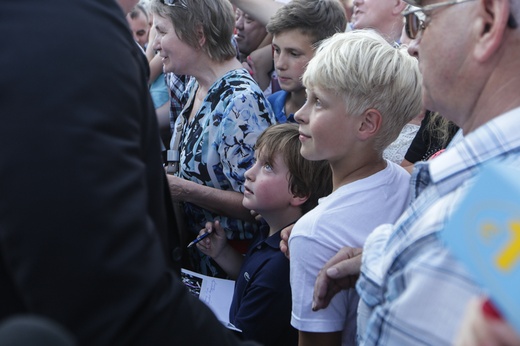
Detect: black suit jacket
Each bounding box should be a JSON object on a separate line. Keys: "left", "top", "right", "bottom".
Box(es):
{"left": 0, "top": 1, "right": 257, "bottom": 345}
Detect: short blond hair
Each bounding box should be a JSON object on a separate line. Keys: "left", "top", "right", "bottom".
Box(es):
{"left": 303, "top": 30, "right": 423, "bottom": 152}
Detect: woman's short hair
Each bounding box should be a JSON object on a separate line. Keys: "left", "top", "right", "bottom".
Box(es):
{"left": 303, "top": 30, "right": 423, "bottom": 152}
{"left": 255, "top": 123, "right": 332, "bottom": 214}
{"left": 151, "top": 0, "right": 237, "bottom": 62}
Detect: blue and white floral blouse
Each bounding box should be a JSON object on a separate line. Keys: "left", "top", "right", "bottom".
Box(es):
{"left": 173, "top": 68, "right": 275, "bottom": 274}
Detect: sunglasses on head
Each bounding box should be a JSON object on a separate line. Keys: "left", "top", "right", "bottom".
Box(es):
{"left": 403, "top": 0, "right": 517, "bottom": 40}
{"left": 162, "top": 0, "right": 188, "bottom": 10}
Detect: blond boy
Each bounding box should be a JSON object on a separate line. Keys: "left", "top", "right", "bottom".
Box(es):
{"left": 289, "top": 30, "right": 422, "bottom": 346}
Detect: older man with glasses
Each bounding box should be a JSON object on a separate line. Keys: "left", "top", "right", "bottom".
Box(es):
{"left": 311, "top": 0, "right": 520, "bottom": 345}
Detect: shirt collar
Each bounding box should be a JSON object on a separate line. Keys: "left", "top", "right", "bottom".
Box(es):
{"left": 428, "top": 107, "right": 520, "bottom": 183}
{"left": 265, "top": 230, "right": 283, "bottom": 249}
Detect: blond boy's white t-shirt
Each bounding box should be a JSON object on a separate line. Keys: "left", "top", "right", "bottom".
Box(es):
{"left": 289, "top": 161, "right": 410, "bottom": 345}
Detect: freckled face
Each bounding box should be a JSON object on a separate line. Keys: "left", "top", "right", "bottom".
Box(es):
{"left": 243, "top": 151, "right": 293, "bottom": 214}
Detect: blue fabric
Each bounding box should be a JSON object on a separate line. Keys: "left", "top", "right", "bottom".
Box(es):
{"left": 267, "top": 90, "right": 296, "bottom": 124}
{"left": 229, "top": 226, "right": 297, "bottom": 346}
{"left": 149, "top": 73, "right": 169, "bottom": 109}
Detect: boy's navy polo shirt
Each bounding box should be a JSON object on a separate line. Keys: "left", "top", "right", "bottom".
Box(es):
{"left": 229, "top": 225, "right": 297, "bottom": 346}
{"left": 267, "top": 90, "right": 296, "bottom": 124}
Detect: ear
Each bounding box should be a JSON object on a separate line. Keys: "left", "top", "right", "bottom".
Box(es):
{"left": 358, "top": 108, "right": 382, "bottom": 141}
{"left": 195, "top": 24, "right": 205, "bottom": 48}
{"left": 393, "top": 0, "right": 408, "bottom": 15}
{"left": 290, "top": 194, "right": 309, "bottom": 207}
{"left": 473, "top": 0, "right": 510, "bottom": 61}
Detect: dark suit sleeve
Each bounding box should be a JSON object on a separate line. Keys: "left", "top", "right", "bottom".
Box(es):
{"left": 0, "top": 1, "right": 258, "bottom": 345}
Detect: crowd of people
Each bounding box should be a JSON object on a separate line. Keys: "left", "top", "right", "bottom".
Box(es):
{"left": 1, "top": 0, "right": 519, "bottom": 345}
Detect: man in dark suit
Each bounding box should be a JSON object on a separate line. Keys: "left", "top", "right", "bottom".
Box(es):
{"left": 0, "top": 0, "right": 256, "bottom": 345}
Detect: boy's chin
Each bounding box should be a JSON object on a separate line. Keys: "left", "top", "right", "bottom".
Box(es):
{"left": 242, "top": 199, "right": 254, "bottom": 211}
{"left": 300, "top": 147, "right": 320, "bottom": 161}
{"left": 280, "top": 84, "right": 304, "bottom": 93}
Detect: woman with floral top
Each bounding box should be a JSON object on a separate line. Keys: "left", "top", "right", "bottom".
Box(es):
{"left": 151, "top": 0, "right": 276, "bottom": 277}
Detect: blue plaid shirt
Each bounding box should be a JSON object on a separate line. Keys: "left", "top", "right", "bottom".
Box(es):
{"left": 356, "top": 107, "right": 520, "bottom": 345}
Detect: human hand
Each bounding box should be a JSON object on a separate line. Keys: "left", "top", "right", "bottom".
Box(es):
{"left": 249, "top": 209, "right": 264, "bottom": 222}
{"left": 145, "top": 22, "right": 158, "bottom": 62}
{"left": 279, "top": 224, "right": 294, "bottom": 260}
{"left": 312, "top": 246, "right": 363, "bottom": 311}
{"left": 242, "top": 55, "right": 256, "bottom": 78}
{"left": 455, "top": 297, "right": 520, "bottom": 346}
{"left": 196, "top": 220, "right": 228, "bottom": 260}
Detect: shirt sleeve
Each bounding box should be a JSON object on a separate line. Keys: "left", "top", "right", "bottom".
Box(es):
{"left": 289, "top": 234, "right": 351, "bottom": 333}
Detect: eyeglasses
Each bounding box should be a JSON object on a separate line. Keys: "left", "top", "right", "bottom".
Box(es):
{"left": 404, "top": 0, "right": 475, "bottom": 39}
{"left": 162, "top": 0, "right": 188, "bottom": 10}
{"left": 404, "top": 0, "right": 518, "bottom": 39}
{"left": 403, "top": 11, "right": 425, "bottom": 40}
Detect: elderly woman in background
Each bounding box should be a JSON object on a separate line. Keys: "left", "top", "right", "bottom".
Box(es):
{"left": 151, "top": 0, "right": 275, "bottom": 277}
